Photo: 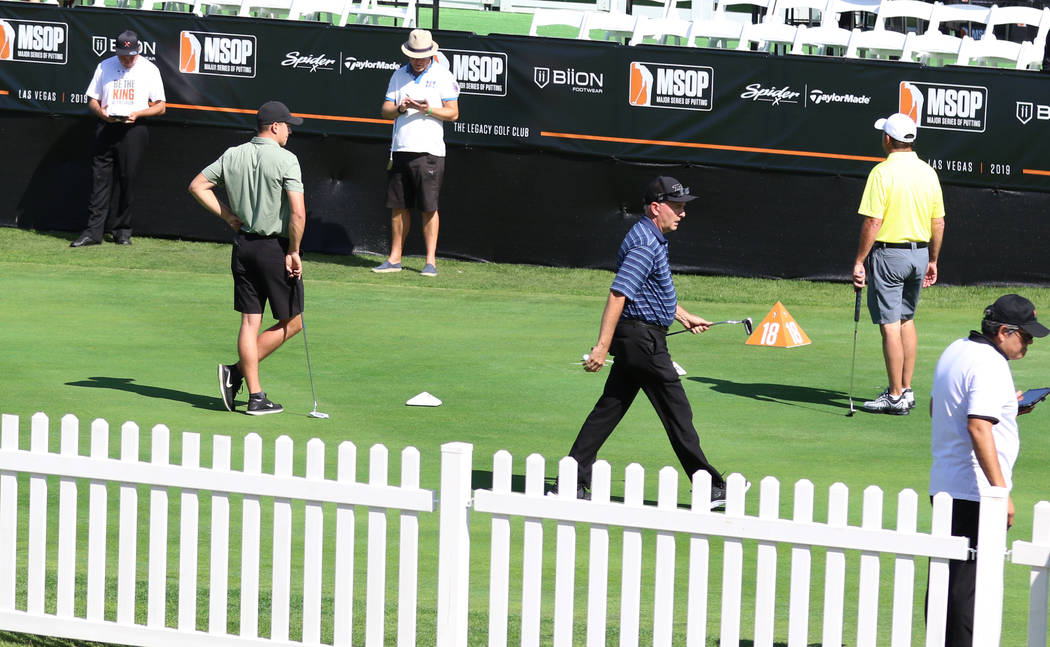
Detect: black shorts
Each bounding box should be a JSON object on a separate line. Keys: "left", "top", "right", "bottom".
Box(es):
{"left": 386, "top": 152, "right": 445, "bottom": 212}
{"left": 231, "top": 232, "right": 304, "bottom": 320}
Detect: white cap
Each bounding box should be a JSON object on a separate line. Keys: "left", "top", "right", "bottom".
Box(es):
{"left": 874, "top": 113, "right": 917, "bottom": 143}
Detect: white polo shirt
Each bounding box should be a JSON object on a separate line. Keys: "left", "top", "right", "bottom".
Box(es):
{"left": 86, "top": 55, "right": 166, "bottom": 118}
{"left": 929, "top": 334, "right": 1019, "bottom": 502}
{"left": 385, "top": 60, "right": 459, "bottom": 157}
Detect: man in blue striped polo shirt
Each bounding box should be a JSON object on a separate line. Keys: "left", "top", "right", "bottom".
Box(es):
{"left": 565, "top": 176, "right": 729, "bottom": 508}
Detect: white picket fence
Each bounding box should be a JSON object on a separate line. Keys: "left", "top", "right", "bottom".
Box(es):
{"left": 0, "top": 412, "right": 1048, "bottom": 647}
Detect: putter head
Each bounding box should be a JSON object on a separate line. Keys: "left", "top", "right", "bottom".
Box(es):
{"left": 309, "top": 410, "right": 330, "bottom": 419}
{"left": 743, "top": 317, "right": 754, "bottom": 336}
{"left": 847, "top": 401, "right": 855, "bottom": 417}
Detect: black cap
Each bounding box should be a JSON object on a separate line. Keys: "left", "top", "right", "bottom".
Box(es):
{"left": 115, "top": 30, "right": 139, "bottom": 56}
{"left": 256, "top": 101, "right": 304, "bottom": 127}
{"left": 984, "top": 294, "right": 1050, "bottom": 338}
{"left": 643, "top": 176, "right": 697, "bottom": 205}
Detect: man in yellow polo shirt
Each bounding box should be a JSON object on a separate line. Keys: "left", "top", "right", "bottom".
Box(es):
{"left": 852, "top": 112, "right": 946, "bottom": 415}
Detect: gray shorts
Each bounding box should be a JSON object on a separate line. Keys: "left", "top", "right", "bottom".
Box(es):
{"left": 866, "top": 246, "right": 928, "bottom": 324}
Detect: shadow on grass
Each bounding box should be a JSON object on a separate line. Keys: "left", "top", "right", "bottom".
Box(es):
{"left": 471, "top": 470, "right": 688, "bottom": 508}
{"left": 0, "top": 630, "right": 109, "bottom": 647}
{"left": 733, "top": 642, "right": 823, "bottom": 647}
{"left": 65, "top": 376, "right": 223, "bottom": 411}
{"left": 688, "top": 376, "right": 848, "bottom": 415}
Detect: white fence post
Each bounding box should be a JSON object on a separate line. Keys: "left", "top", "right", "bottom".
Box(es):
{"left": 0, "top": 414, "right": 16, "bottom": 611}
{"left": 1018, "top": 501, "right": 1050, "bottom": 647}
{"left": 973, "top": 486, "right": 1009, "bottom": 646}
{"left": 436, "top": 442, "right": 473, "bottom": 647}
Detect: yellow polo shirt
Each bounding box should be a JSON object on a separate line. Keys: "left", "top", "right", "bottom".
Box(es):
{"left": 858, "top": 151, "right": 945, "bottom": 243}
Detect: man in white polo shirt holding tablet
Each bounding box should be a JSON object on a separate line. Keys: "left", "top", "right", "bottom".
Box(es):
{"left": 928, "top": 294, "right": 1048, "bottom": 645}
{"left": 72, "top": 30, "right": 166, "bottom": 248}
{"left": 372, "top": 29, "right": 459, "bottom": 277}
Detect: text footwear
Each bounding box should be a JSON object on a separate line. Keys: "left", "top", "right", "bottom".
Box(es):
{"left": 372, "top": 261, "right": 402, "bottom": 273}
{"left": 246, "top": 393, "right": 283, "bottom": 416}
{"left": 863, "top": 390, "right": 910, "bottom": 415}
{"left": 217, "top": 363, "right": 242, "bottom": 412}
{"left": 420, "top": 263, "right": 438, "bottom": 277}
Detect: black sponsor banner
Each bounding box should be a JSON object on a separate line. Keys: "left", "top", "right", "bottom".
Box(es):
{"left": 2, "top": 1, "right": 1050, "bottom": 192}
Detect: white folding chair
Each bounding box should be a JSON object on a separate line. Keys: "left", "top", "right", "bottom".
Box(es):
{"left": 354, "top": 0, "right": 417, "bottom": 27}
{"left": 238, "top": 0, "right": 292, "bottom": 17}
{"left": 903, "top": 2, "right": 991, "bottom": 66}
{"left": 844, "top": 0, "right": 937, "bottom": 59}
{"left": 691, "top": 0, "right": 772, "bottom": 48}
{"left": 528, "top": 9, "right": 587, "bottom": 37}
{"left": 191, "top": 0, "right": 242, "bottom": 15}
{"left": 628, "top": 15, "right": 695, "bottom": 45}
{"left": 738, "top": 0, "right": 829, "bottom": 53}
{"left": 289, "top": 0, "right": 351, "bottom": 23}
{"left": 792, "top": 0, "right": 879, "bottom": 54}
{"left": 579, "top": 10, "right": 640, "bottom": 41}
{"left": 957, "top": 5, "right": 1049, "bottom": 69}
{"left": 129, "top": 0, "right": 195, "bottom": 10}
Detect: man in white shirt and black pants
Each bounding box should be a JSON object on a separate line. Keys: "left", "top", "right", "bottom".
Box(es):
{"left": 928, "top": 294, "right": 1048, "bottom": 645}
{"left": 72, "top": 30, "right": 166, "bottom": 247}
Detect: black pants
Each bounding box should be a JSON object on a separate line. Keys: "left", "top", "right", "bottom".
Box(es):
{"left": 83, "top": 122, "right": 149, "bottom": 242}
{"left": 927, "top": 497, "right": 980, "bottom": 647}
{"left": 568, "top": 319, "right": 723, "bottom": 489}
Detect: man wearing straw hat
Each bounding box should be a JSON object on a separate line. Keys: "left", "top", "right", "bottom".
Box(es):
{"left": 372, "top": 29, "right": 460, "bottom": 278}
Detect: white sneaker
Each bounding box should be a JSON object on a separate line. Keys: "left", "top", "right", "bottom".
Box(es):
{"left": 862, "top": 390, "right": 910, "bottom": 415}
{"left": 902, "top": 387, "right": 916, "bottom": 409}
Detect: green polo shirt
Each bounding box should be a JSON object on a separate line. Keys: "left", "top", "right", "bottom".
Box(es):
{"left": 202, "top": 137, "right": 303, "bottom": 237}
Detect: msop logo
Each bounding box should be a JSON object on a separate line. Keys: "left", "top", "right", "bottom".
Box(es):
{"left": 179, "top": 31, "right": 256, "bottom": 78}
{"left": 445, "top": 49, "right": 507, "bottom": 97}
{"left": 899, "top": 81, "right": 987, "bottom": 133}
{"left": 0, "top": 19, "right": 68, "bottom": 64}
{"left": 628, "top": 62, "right": 713, "bottom": 111}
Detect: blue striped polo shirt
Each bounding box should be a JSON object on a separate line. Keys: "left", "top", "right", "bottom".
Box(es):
{"left": 611, "top": 218, "right": 677, "bottom": 327}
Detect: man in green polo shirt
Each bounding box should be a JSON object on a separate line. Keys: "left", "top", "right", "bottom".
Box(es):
{"left": 852, "top": 112, "right": 946, "bottom": 416}
{"left": 188, "top": 100, "right": 306, "bottom": 415}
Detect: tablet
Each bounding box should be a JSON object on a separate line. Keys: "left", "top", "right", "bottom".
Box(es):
{"left": 1019, "top": 387, "right": 1050, "bottom": 409}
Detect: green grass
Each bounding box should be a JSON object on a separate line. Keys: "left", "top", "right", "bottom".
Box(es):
{"left": 2, "top": 227, "right": 1050, "bottom": 646}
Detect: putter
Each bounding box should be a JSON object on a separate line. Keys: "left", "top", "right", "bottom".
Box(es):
{"left": 847, "top": 287, "right": 862, "bottom": 417}
{"left": 300, "top": 312, "right": 330, "bottom": 419}
{"left": 667, "top": 317, "right": 754, "bottom": 336}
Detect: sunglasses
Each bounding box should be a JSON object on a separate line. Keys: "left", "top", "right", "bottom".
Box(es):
{"left": 654, "top": 188, "right": 692, "bottom": 202}
{"left": 1006, "top": 326, "right": 1034, "bottom": 343}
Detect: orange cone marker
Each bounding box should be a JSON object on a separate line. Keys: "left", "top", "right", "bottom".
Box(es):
{"left": 745, "top": 302, "right": 812, "bottom": 348}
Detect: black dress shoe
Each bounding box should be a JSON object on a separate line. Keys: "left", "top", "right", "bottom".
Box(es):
{"left": 70, "top": 236, "right": 100, "bottom": 248}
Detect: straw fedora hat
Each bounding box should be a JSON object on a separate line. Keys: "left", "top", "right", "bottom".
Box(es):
{"left": 401, "top": 29, "right": 439, "bottom": 58}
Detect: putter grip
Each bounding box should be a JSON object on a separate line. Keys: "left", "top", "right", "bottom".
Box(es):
{"left": 854, "top": 288, "right": 862, "bottom": 322}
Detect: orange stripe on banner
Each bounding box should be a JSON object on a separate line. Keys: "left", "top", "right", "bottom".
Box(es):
{"left": 0, "top": 90, "right": 8, "bottom": 95}
{"left": 166, "top": 102, "right": 392, "bottom": 125}
{"left": 1023, "top": 168, "right": 1050, "bottom": 176}
{"left": 540, "top": 131, "right": 885, "bottom": 163}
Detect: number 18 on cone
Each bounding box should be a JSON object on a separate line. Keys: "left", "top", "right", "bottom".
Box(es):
{"left": 745, "top": 302, "right": 812, "bottom": 348}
